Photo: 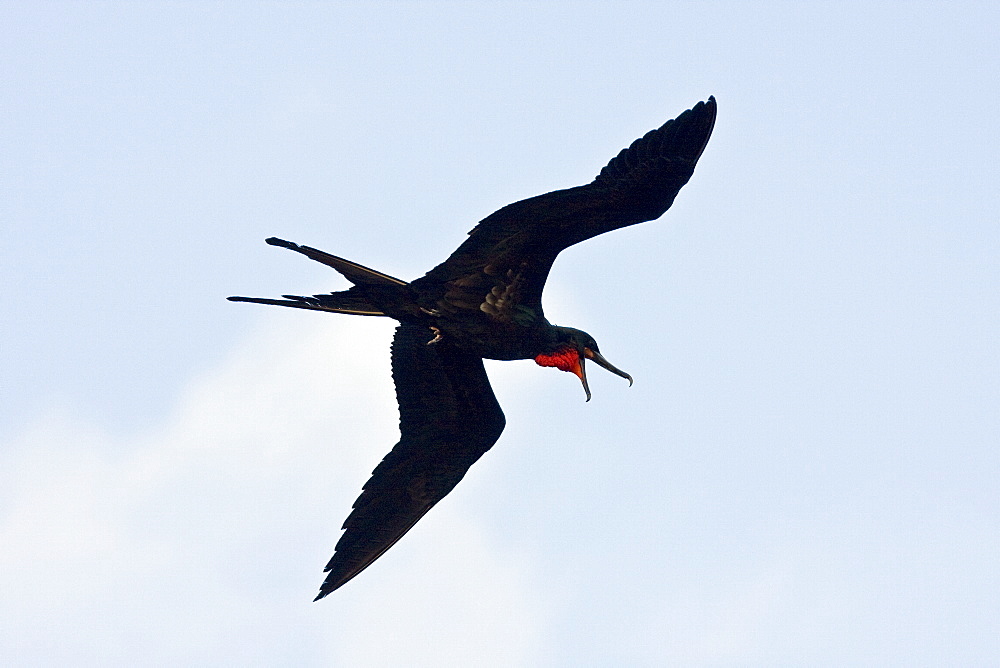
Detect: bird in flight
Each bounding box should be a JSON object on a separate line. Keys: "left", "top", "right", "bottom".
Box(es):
{"left": 229, "top": 97, "right": 716, "bottom": 599}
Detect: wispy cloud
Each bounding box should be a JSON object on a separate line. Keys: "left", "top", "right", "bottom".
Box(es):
{"left": 0, "top": 317, "right": 545, "bottom": 665}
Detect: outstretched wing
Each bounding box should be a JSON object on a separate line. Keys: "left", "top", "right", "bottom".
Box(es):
{"left": 414, "top": 97, "right": 716, "bottom": 323}
{"left": 316, "top": 324, "right": 506, "bottom": 599}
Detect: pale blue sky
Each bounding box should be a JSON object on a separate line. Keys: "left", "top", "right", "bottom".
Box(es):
{"left": 2, "top": 2, "right": 998, "bottom": 665}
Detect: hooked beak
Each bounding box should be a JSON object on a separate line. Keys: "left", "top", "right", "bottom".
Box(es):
{"left": 572, "top": 348, "right": 634, "bottom": 402}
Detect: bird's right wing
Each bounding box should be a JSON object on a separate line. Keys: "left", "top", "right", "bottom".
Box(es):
{"left": 415, "top": 97, "right": 716, "bottom": 323}
{"left": 315, "top": 324, "right": 506, "bottom": 599}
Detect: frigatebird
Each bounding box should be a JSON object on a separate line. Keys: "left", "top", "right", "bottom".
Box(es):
{"left": 229, "top": 97, "right": 716, "bottom": 599}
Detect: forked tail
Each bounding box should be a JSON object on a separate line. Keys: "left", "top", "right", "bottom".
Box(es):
{"left": 227, "top": 237, "right": 409, "bottom": 316}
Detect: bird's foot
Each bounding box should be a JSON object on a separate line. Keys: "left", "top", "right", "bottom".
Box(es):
{"left": 426, "top": 326, "right": 443, "bottom": 345}
{"left": 427, "top": 326, "right": 442, "bottom": 345}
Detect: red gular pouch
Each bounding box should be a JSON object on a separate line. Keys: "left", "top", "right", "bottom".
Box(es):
{"left": 534, "top": 347, "right": 583, "bottom": 377}
{"left": 535, "top": 346, "right": 592, "bottom": 400}
{"left": 534, "top": 345, "right": 633, "bottom": 402}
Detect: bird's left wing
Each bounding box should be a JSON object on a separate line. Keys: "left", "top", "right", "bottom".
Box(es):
{"left": 315, "top": 324, "right": 505, "bottom": 599}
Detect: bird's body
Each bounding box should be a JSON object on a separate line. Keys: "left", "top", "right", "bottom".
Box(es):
{"left": 229, "top": 97, "right": 716, "bottom": 599}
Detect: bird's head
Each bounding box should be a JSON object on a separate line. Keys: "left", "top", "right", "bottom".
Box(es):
{"left": 534, "top": 327, "right": 633, "bottom": 401}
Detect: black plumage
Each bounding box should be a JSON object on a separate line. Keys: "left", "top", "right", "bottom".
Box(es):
{"left": 229, "top": 96, "right": 716, "bottom": 599}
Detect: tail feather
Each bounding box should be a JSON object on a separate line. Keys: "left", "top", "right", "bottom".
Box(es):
{"left": 265, "top": 237, "right": 407, "bottom": 287}
{"left": 228, "top": 237, "right": 412, "bottom": 316}
{"left": 227, "top": 292, "right": 386, "bottom": 316}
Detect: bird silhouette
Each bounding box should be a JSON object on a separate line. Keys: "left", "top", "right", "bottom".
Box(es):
{"left": 229, "top": 96, "right": 716, "bottom": 599}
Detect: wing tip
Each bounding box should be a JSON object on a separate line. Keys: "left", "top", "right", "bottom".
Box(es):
{"left": 313, "top": 565, "right": 357, "bottom": 600}
{"left": 691, "top": 95, "right": 718, "bottom": 161}
{"left": 313, "top": 583, "right": 338, "bottom": 601}
{"left": 703, "top": 95, "right": 717, "bottom": 124}
{"left": 595, "top": 95, "right": 717, "bottom": 184}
